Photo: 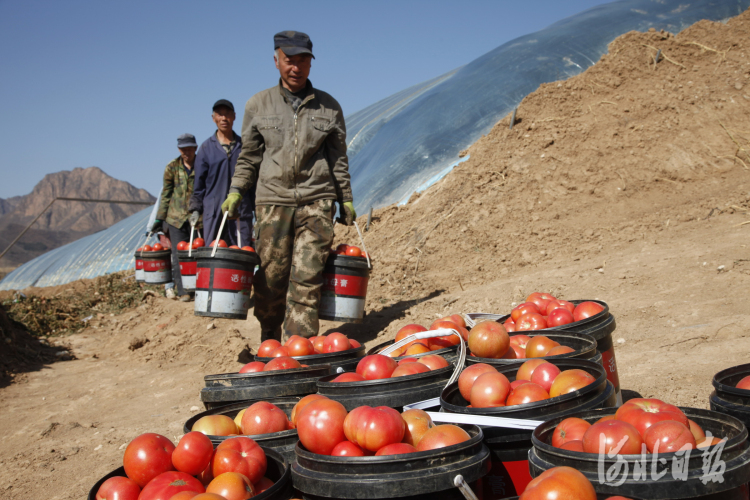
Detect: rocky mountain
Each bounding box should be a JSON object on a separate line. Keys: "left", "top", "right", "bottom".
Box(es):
{"left": 0, "top": 167, "right": 155, "bottom": 267}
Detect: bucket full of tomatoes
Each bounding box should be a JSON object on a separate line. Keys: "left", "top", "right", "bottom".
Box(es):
{"left": 440, "top": 357, "right": 616, "bottom": 498}
{"left": 291, "top": 394, "right": 490, "bottom": 499}
{"left": 529, "top": 401, "right": 750, "bottom": 499}
{"left": 253, "top": 332, "right": 366, "bottom": 375}
{"left": 368, "top": 318, "right": 469, "bottom": 366}
{"left": 193, "top": 244, "right": 259, "bottom": 320}
{"left": 319, "top": 246, "right": 372, "bottom": 324}
{"left": 710, "top": 363, "right": 750, "bottom": 433}
{"left": 176, "top": 238, "right": 204, "bottom": 292}
{"left": 200, "top": 362, "right": 330, "bottom": 410}
{"left": 139, "top": 246, "right": 172, "bottom": 285}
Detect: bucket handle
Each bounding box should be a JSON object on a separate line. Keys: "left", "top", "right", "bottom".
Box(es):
{"left": 212, "top": 211, "right": 229, "bottom": 258}
{"left": 139, "top": 231, "right": 153, "bottom": 258}
{"left": 352, "top": 220, "right": 371, "bottom": 269}
{"left": 237, "top": 225, "right": 242, "bottom": 248}
{"left": 188, "top": 224, "right": 195, "bottom": 257}
{"left": 454, "top": 475, "right": 479, "bottom": 500}
{"left": 379, "top": 328, "right": 465, "bottom": 389}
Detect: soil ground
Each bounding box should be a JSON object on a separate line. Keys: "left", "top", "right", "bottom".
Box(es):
{"left": 2, "top": 10, "right": 750, "bottom": 499}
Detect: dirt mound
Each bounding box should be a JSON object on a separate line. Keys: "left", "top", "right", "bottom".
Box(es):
{"left": 336, "top": 10, "right": 750, "bottom": 340}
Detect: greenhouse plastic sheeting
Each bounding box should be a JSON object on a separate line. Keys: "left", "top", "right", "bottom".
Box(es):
{"left": 0, "top": 207, "right": 153, "bottom": 291}
{"left": 346, "top": 0, "right": 750, "bottom": 213}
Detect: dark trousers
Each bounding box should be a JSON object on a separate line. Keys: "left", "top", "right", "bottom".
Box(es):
{"left": 167, "top": 222, "right": 193, "bottom": 296}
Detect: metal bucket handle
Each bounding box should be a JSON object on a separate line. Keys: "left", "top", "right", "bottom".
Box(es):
{"left": 212, "top": 211, "right": 229, "bottom": 258}
{"left": 353, "top": 220, "right": 371, "bottom": 269}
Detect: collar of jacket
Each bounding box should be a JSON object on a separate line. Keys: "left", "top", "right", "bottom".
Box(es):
{"left": 173, "top": 156, "right": 195, "bottom": 177}
{"left": 209, "top": 131, "right": 241, "bottom": 153}
{"left": 277, "top": 79, "right": 316, "bottom": 109}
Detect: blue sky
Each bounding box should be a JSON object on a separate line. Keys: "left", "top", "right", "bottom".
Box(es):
{"left": 0, "top": 0, "right": 615, "bottom": 200}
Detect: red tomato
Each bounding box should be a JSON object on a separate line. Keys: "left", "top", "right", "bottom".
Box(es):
{"left": 583, "top": 420, "right": 644, "bottom": 455}
{"left": 96, "top": 476, "right": 141, "bottom": 500}
{"left": 332, "top": 372, "right": 367, "bottom": 382}
{"left": 560, "top": 440, "right": 585, "bottom": 452}
{"left": 552, "top": 418, "right": 592, "bottom": 448}
{"left": 263, "top": 356, "right": 302, "bottom": 371}
{"left": 206, "top": 472, "right": 255, "bottom": 500}
{"left": 509, "top": 334, "right": 531, "bottom": 349}
{"left": 238, "top": 361, "right": 265, "bottom": 374}
{"left": 192, "top": 415, "right": 238, "bottom": 436}
{"left": 241, "top": 246, "right": 255, "bottom": 252}
{"left": 525, "top": 336, "right": 560, "bottom": 358}
{"left": 192, "top": 238, "right": 205, "bottom": 249}
{"left": 404, "top": 343, "right": 431, "bottom": 356}
{"left": 737, "top": 376, "right": 750, "bottom": 390}
{"left": 549, "top": 369, "right": 596, "bottom": 398}
{"left": 228, "top": 245, "right": 239, "bottom": 249}
{"left": 416, "top": 424, "right": 470, "bottom": 451}
{"left": 470, "top": 372, "right": 511, "bottom": 408}
{"left": 349, "top": 339, "right": 361, "bottom": 348}
{"left": 176, "top": 241, "right": 189, "bottom": 251}
{"left": 323, "top": 332, "right": 351, "bottom": 352}
{"left": 344, "top": 406, "right": 405, "bottom": 452}
{"left": 257, "top": 339, "right": 282, "bottom": 358}
{"left": 688, "top": 419, "right": 706, "bottom": 442}
{"left": 152, "top": 243, "right": 164, "bottom": 251}
{"left": 311, "top": 335, "right": 327, "bottom": 353}
{"left": 416, "top": 354, "right": 449, "bottom": 371}
{"left": 398, "top": 357, "right": 417, "bottom": 365}
{"left": 142, "top": 245, "right": 153, "bottom": 252}
{"left": 138, "top": 471, "right": 204, "bottom": 500}
{"left": 546, "top": 345, "right": 575, "bottom": 357}
{"left": 172, "top": 432, "right": 214, "bottom": 476}
{"left": 516, "top": 313, "right": 548, "bottom": 331}
{"left": 123, "top": 433, "right": 176, "bottom": 487}
{"left": 346, "top": 246, "right": 362, "bottom": 257}
{"left": 391, "top": 362, "right": 430, "bottom": 377}
{"left": 573, "top": 301, "right": 604, "bottom": 322}
{"left": 547, "top": 308, "right": 574, "bottom": 327}
{"left": 467, "top": 321, "right": 509, "bottom": 358}
{"left": 241, "top": 401, "right": 289, "bottom": 435}
{"left": 615, "top": 398, "right": 689, "bottom": 436}
{"left": 511, "top": 302, "right": 541, "bottom": 322}
{"left": 209, "top": 239, "right": 228, "bottom": 248}
{"left": 458, "top": 363, "right": 497, "bottom": 401}
{"left": 254, "top": 477, "right": 274, "bottom": 494}
{"left": 296, "top": 399, "right": 348, "bottom": 455}
{"left": 643, "top": 420, "right": 696, "bottom": 453}
{"left": 401, "top": 409, "right": 434, "bottom": 447}
{"left": 530, "top": 362, "right": 561, "bottom": 393}
{"left": 335, "top": 243, "right": 349, "bottom": 253}
{"left": 356, "top": 354, "right": 398, "bottom": 380}
{"left": 516, "top": 359, "right": 547, "bottom": 381}
{"left": 521, "top": 466, "right": 596, "bottom": 500}
{"left": 212, "top": 437, "right": 266, "bottom": 484}
{"left": 291, "top": 394, "right": 328, "bottom": 427}
{"left": 506, "top": 382, "right": 550, "bottom": 406}
{"left": 331, "top": 440, "right": 365, "bottom": 456}
{"left": 375, "top": 443, "right": 417, "bottom": 455}
{"left": 287, "top": 336, "right": 315, "bottom": 356}
{"left": 510, "top": 379, "right": 531, "bottom": 390}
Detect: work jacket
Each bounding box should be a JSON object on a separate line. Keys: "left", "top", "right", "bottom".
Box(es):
{"left": 231, "top": 80, "right": 353, "bottom": 206}
{"left": 156, "top": 156, "right": 202, "bottom": 229}
{"left": 189, "top": 133, "right": 253, "bottom": 245}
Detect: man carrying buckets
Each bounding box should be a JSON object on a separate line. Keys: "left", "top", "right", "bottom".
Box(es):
{"left": 152, "top": 133, "right": 203, "bottom": 302}
{"left": 221, "top": 31, "right": 356, "bottom": 341}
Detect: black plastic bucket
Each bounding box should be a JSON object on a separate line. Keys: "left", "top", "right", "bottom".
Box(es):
{"left": 316, "top": 364, "right": 455, "bottom": 411}
{"left": 177, "top": 249, "right": 198, "bottom": 292}
{"left": 134, "top": 250, "right": 145, "bottom": 282}
{"left": 87, "top": 447, "right": 293, "bottom": 500}
{"left": 200, "top": 365, "right": 329, "bottom": 410}
{"left": 291, "top": 424, "right": 490, "bottom": 499}
{"left": 254, "top": 345, "right": 366, "bottom": 375}
{"left": 465, "top": 332, "right": 598, "bottom": 368}
{"left": 529, "top": 406, "right": 750, "bottom": 499}
{"left": 710, "top": 363, "right": 750, "bottom": 433}
{"left": 142, "top": 250, "right": 172, "bottom": 284}
{"left": 184, "top": 399, "right": 300, "bottom": 463}
{"left": 319, "top": 254, "right": 371, "bottom": 323}
{"left": 368, "top": 339, "right": 459, "bottom": 365}
{"left": 193, "top": 247, "right": 260, "bottom": 319}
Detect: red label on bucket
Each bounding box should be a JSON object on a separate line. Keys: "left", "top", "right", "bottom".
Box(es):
{"left": 476, "top": 459, "right": 531, "bottom": 499}
{"left": 135, "top": 259, "right": 143, "bottom": 270}
{"left": 180, "top": 261, "right": 197, "bottom": 275}
{"left": 601, "top": 346, "right": 620, "bottom": 390}
{"left": 321, "top": 274, "right": 368, "bottom": 297}
{"left": 144, "top": 260, "right": 171, "bottom": 271}
{"left": 212, "top": 268, "right": 253, "bottom": 291}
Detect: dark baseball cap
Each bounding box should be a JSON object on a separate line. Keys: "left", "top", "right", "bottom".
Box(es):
{"left": 274, "top": 31, "right": 315, "bottom": 59}
{"left": 212, "top": 99, "right": 235, "bottom": 112}
{"left": 177, "top": 133, "right": 197, "bottom": 148}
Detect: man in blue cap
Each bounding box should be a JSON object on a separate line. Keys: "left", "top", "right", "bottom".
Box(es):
{"left": 189, "top": 100, "right": 254, "bottom": 246}
{"left": 221, "top": 31, "right": 356, "bottom": 341}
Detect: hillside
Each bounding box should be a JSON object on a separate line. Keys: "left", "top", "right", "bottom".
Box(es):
{"left": 0, "top": 167, "right": 154, "bottom": 267}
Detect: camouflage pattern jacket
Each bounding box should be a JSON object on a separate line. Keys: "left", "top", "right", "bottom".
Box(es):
{"left": 156, "top": 156, "right": 203, "bottom": 229}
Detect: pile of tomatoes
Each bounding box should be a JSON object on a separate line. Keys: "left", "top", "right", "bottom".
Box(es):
{"left": 458, "top": 360, "right": 596, "bottom": 408}
{"left": 505, "top": 293, "right": 604, "bottom": 332}
{"left": 173, "top": 238, "right": 205, "bottom": 250}
{"left": 332, "top": 243, "right": 369, "bottom": 259}
{"left": 137, "top": 243, "right": 166, "bottom": 252}
{"left": 293, "top": 394, "right": 470, "bottom": 456}
{"left": 520, "top": 466, "right": 633, "bottom": 500}
{"left": 550, "top": 398, "right": 723, "bottom": 455}
{"left": 256, "top": 332, "right": 361, "bottom": 359}
{"left": 385, "top": 315, "right": 468, "bottom": 357}
{"left": 237, "top": 356, "right": 309, "bottom": 374}
{"left": 95, "top": 431, "right": 275, "bottom": 500}
{"left": 331, "top": 353, "right": 450, "bottom": 382}
{"left": 192, "top": 401, "right": 293, "bottom": 438}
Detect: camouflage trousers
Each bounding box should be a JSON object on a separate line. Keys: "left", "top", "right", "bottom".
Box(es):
{"left": 253, "top": 200, "right": 335, "bottom": 340}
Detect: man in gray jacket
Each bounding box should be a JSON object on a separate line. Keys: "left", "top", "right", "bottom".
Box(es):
{"left": 222, "top": 31, "right": 356, "bottom": 341}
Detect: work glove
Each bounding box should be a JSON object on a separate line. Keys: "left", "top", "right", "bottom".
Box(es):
{"left": 150, "top": 219, "right": 163, "bottom": 233}
{"left": 337, "top": 201, "right": 356, "bottom": 226}
{"left": 189, "top": 211, "right": 200, "bottom": 227}
{"left": 221, "top": 192, "right": 242, "bottom": 219}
